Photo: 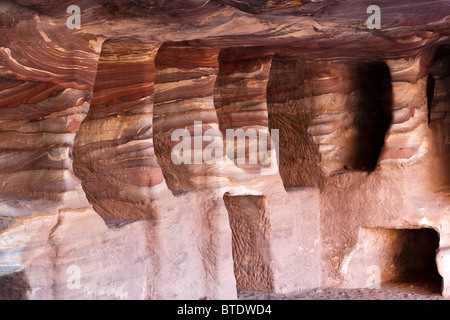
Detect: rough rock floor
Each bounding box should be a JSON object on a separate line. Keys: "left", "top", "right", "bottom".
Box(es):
{"left": 238, "top": 281, "right": 448, "bottom": 300}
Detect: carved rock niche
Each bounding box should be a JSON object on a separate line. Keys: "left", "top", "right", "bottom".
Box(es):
{"left": 0, "top": 0, "right": 449, "bottom": 300}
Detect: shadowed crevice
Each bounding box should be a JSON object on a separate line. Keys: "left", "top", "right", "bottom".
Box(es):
{"left": 0, "top": 271, "right": 31, "bottom": 300}
{"left": 353, "top": 61, "right": 393, "bottom": 172}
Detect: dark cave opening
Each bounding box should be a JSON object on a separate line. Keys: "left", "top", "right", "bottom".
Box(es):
{"left": 266, "top": 58, "right": 393, "bottom": 188}
{"left": 352, "top": 61, "right": 393, "bottom": 172}
{"left": 429, "top": 45, "right": 450, "bottom": 184}
{"left": 426, "top": 74, "right": 435, "bottom": 124}
{"left": 365, "top": 228, "right": 442, "bottom": 293}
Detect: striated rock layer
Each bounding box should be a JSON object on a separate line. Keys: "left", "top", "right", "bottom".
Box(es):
{"left": 0, "top": 0, "right": 449, "bottom": 299}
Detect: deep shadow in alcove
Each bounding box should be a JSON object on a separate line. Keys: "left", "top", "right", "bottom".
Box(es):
{"left": 0, "top": 271, "right": 31, "bottom": 300}
{"left": 429, "top": 45, "right": 450, "bottom": 184}
{"left": 398, "top": 228, "right": 442, "bottom": 292}
{"left": 366, "top": 228, "right": 442, "bottom": 293}
{"left": 426, "top": 74, "right": 435, "bottom": 123}
{"left": 353, "top": 61, "right": 393, "bottom": 172}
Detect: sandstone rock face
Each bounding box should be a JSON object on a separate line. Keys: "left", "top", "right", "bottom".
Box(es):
{"left": 0, "top": 0, "right": 449, "bottom": 299}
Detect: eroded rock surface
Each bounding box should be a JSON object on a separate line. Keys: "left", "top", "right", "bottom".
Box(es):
{"left": 0, "top": 0, "right": 449, "bottom": 299}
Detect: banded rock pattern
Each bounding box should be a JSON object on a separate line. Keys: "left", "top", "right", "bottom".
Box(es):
{"left": 0, "top": 0, "right": 449, "bottom": 300}
{"left": 214, "top": 48, "right": 279, "bottom": 184}
{"left": 267, "top": 58, "right": 391, "bottom": 185}
{"left": 380, "top": 53, "right": 435, "bottom": 162}
{"left": 0, "top": 9, "right": 102, "bottom": 220}
{"left": 73, "top": 41, "right": 237, "bottom": 299}
{"left": 429, "top": 45, "right": 450, "bottom": 185}
{"left": 153, "top": 44, "right": 263, "bottom": 194}
{"left": 74, "top": 41, "right": 167, "bottom": 219}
